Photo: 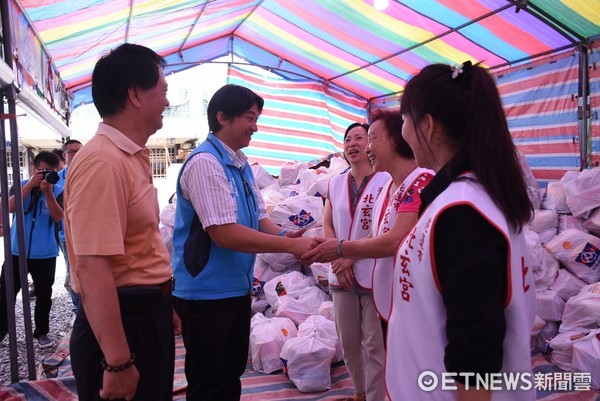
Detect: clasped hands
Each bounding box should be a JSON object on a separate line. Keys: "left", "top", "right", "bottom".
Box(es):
{"left": 286, "top": 235, "right": 355, "bottom": 288}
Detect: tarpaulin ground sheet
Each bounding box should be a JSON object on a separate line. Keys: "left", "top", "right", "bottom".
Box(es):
{"left": 0, "top": 333, "right": 598, "bottom": 401}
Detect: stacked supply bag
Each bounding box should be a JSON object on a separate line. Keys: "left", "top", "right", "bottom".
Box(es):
{"left": 249, "top": 156, "right": 348, "bottom": 392}
{"left": 528, "top": 168, "right": 600, "bottom": 388}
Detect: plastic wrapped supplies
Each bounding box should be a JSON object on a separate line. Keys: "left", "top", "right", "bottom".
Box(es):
{"left": 572, "top": 330, "right": 600, "bottom": 389}
{"left": 264, "top": 272, "right": 316, "bottom": 310}
{"left": 533, "top": 249, "right": 560, "bottom": 289}
{"left": 544, "top": 229, "right": 600, "bottom": 284}
{"left": 549, "top": 269, "right": 588, "bottom": 301}
{"left": 558, "top": 214, "right": 587, "bottom": 234}
{"left": 276, "top": 286, "right": 331, "bottom": 325}
{"left": 583, "top": 208, "right": 600, "bottom": 237}
{"left": 297, "top": 315, "right": 343, "bottom": 363}
{"left": 542, "top": 182, "right": 570, "bottom": 213}
{"left": 559, "top": 283, "right": 600, "bottom": 333}
{"left": 530, "top": 210, "right": 559, "bottom": 233}
{"left": 563, "top": 168, "right": 600, "bottom": 218}
{"left": 535, "top": 289, "right": 565, "bottom": 322}
{"left": 250, "top": 313, "right": 298, "bottom": 373}
{"left": 251, "top": 163, "right": 277, "bottom": 189}
{"left": 548, "top": 330, "right": 591, "bottom": 371}
{"left": 280, "top": 334, "right": 336, "bottom": 392}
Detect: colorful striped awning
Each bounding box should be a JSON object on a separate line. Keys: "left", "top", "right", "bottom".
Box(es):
{"left": 14, "top": 0, "right": 600, "bottom": 104}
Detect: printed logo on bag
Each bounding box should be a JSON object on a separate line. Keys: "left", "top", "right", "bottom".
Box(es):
{"left": 289, "top": 209, "right": 314, "bottom": 227}
{"left": 575, "top": 243, "right": 600, "bottom": 270}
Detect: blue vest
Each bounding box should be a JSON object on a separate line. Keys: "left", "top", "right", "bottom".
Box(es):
{"left": 172, "top": 134, "right": 260, "bottom": 300}
{"left": 11, "top": 179, "right": 63, "bottom": 259}
{"left": 56, "top": 167, "right": 68, "bottom": 242}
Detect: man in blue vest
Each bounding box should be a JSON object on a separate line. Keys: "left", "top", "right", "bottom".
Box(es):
{"left": 0, "top": 151, "right": 64, "bottom": 348}
{"left": 56, "top": 139, "right": 82, "bottom": 316}
{"left": 171, "top": 84, "right": 316, "bottom": 401}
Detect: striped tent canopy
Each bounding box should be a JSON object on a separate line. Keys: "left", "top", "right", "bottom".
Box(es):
{"left": 14, "top": 0, "right": 600, "bottom": 104}
{"left": 8, "top": 0, "right": 600, "bottom": 179}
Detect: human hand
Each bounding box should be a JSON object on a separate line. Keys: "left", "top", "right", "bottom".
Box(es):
{"left": 283, "top": 228, "right": 307, "bottom": 238}
{"left": 301, "top": 237, "right": 340, "bottom": 264}
{"left": 173, "top": 309, "right": 182, "bottom": 336}
{"left": 289, "top": 236, "right": 318, "bottom": 261}
{"left": 99, "top": 364, "right": 139, "bottom": 401}
{"left": 39, "top": 178, "right": 53, "bottom": 195}
{"left": 333, "top": 259, "right": 354, "bottom": 291}
{"left": 332, "top": 258, "right": 354, "bottom": 275}
{"left": 28, "top": 171, "right": 44, "bottom": 188}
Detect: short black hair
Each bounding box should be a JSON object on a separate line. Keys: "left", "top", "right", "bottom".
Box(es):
{"left": 344, "top": 122, "right": 369, "bottom": 141}
{"left": 34, "top": 151, "right": 60, "bottom": 169}
{"left": 92, "top": 43, "right": 166, "bottom": 117}
{"left": 62, "top": 139, "right": 82, "bottom": 151}
{"left": 51, "top": 148, "right": 65, "bottom": 162}
{"left": 207, "top": 84, "right": 264, "bottom": 133}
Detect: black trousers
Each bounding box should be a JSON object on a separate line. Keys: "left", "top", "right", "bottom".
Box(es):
{"left": 0, "top": 256, "right": 56, "bottom": 337}
{"left": 174, "top": 294, "right": 251, "bottom": 401}
{"left": 70, "top": 285, "right": 175, "bottom": 401}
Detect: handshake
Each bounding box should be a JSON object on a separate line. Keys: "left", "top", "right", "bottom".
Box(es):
{"left": 282, "top": 229, "right": 345, "bottom": 265}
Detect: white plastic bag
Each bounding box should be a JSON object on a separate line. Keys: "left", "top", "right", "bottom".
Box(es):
{"left": 529, "top": 210, "right": 558, "bottom": 233}
{"left": 535, "top": 289, "right": 565, "bottom": 322}
{"left": 549, "top": 268, "right": 587, "bottom": 301}
{"left": 318, "top": 301, "right": 334, "bottom": 321}
{"left": 309, "top": 263, "right": 331, "bottom": 287}
{"left": 558, "top": 214, "right": 587, "bottom": 234}
{"left": 279, "top": 161, "right": 306, "bottom": 187}
{"left": 264, "top": 271, "right": 316, "bottom": 310}
{"left": 549, "top": 330, "right": 590, "bottom": 371}
{"left": 280, "top": 334, "right": 336, "bottom": 392}
{"left": 251, "top": 163, "right": 277, "bottom": 189}
{"left": 583, "top": 208, "right": 600, "bottom": 237}
{"left": 250, "top": 314, "right": 298, "bottom": 373}
{"left": 257, "top": 252, "right": 302, "bottom": 273}
{"left": 534, "top": 321, "right": 559, "bottom": 353}
{"left": 297, "top": 315, "right": 343, "bottom": 363}
{"left": 544, "top": 229, "right": 600, "bottom": 284}
{"left": 542, "top": 182, "right": 570, "bottom": 213}
{"left": 572, "top": 330, "right": 600, "bottom": 389}
{"left": 533, "top": 249, "right": 559, "bottom": 289}
{"left": 560, "top": 283, "right": 600, "bottom": 333}
{"left": 276, "top": 286, "right": 331, "bottom": 325}
{"left": 564, "top": 168, "right": 600, "bottom": 218}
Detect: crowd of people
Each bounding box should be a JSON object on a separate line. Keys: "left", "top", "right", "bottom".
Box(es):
{"left": 0, "top": 43, "right": 537, "bottom": 401}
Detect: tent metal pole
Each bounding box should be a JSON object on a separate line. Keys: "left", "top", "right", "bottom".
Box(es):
{"left": 0, "top": 0, "right": 37, "bottom": 382}
{"left": 578, "top": 44, "right": 590, "bottom": 170}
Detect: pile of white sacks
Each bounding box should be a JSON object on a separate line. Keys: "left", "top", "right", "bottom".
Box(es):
{"left": 249, "top": 157, "right": 348, "bottom": 392}
{"left": 160, "top": 160, "right": 600, "bottom": 391}
{"left": 529, "top": 168, "right": 600, "bottom": 389}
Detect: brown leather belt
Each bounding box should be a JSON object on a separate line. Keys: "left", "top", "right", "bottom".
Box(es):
{"left": 159, "top": 276, "right": 173, "bottom": 295}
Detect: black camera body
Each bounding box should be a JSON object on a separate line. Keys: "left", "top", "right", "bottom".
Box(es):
{"left": 41, "top": 169, "right": 60, "bottom": 185}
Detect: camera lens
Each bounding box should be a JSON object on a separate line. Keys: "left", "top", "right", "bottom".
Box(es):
{"left": 42, "top": 170, "right": 60, "bottom": 185}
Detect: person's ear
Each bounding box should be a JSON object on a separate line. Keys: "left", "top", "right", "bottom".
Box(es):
{"left": 216, "top": 111, "right": 229, "bottom": 126}
{"left": 128, "top": 87, "right": 142, "bottom": 107}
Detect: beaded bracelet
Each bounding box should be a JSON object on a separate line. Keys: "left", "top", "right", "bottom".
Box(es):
{"left": 337, "top": 239, "right": 345, "bottom": 258}
{"left": 101, "top": 353, "right": 136, "bottom": 372}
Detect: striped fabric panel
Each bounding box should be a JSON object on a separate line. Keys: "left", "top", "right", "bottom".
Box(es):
{"left": 494, "top": 52, "right": 581, "bottom": 187}
{"left": 590, "top": 40, "right": 600, "bottom": 169}
{"left": 227, "top": 65, "right": 367, "bottom": 175}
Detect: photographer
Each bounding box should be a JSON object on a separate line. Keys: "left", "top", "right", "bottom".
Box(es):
{"left": 0, "top": 151, "right": 63, "bottom": 348}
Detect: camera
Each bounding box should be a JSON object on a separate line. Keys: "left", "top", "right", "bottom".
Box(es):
{"left": 40, "top": 169, "right": 60, "bottom": 185}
